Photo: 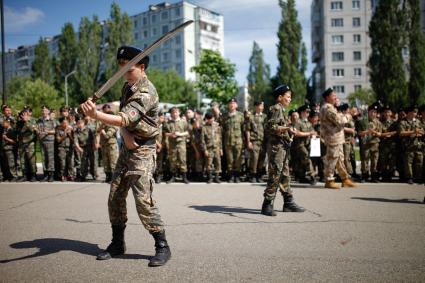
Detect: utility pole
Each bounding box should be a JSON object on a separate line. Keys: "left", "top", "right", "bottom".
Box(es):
{"left": 1, "top": 0, "right": 6, "bottom": 104}
{"left": 64, "top": 70, "right": 76, "bottom": 106}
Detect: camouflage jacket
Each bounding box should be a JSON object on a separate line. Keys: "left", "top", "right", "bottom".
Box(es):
{"left": 201, "top": 121, "right": 222, "bottom": 151}
{"left": 74, "top": 127, "right": 94, "bottom": 148}
{"left": 55, "top": 126, "right": 73, "bottom": 148}
{"left": 245, "top": 112, "right": 266, "bottom": 142}
{"left": 398, "top": 118, "right": 424, "bottom": 149}
{"left": 266, "top": 103, "right": 292, "bottom": 146}
{"left": 37, "top": 117, "right": 56, "bottom": 142}
{"left": 99, "top": 124, "right": 118, "bottom": 145}
{"left": 16, "top": 120, "right": 36, "bottom": 145}
{"left": 2, "top": 126, "right": 17, "bottom": 150}
{"left": 380, "top": 119, "right": 397, "bottom": 146}
{"left": 190, "top": 127, "right": 203, "bottom": 153}
{"left": 293, "top": 118, "right": 313, "bottom": 148}
{"left": 117, "top": 75, "right": 159, "bottom": 140}
{"left": 164, "top": 118, "right": 188, "bottom": 145}
{"left": 343, "top": 113, "right": 355, "bottom": 143}
{"left": 356, "top": 117, "right": 382, "bottom": 144}
{"left": 319, "top": 103, "right": 346, "bottom": 146}
{"left": 221, "top": 111, "right": 244, "bottom": 146}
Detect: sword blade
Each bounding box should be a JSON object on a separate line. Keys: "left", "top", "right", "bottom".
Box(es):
{"left": 92, "top": 20, "right": 194, "bottom": 101}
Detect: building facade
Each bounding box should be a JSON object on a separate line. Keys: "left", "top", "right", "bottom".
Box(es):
{"left": 311, "top": 0, "right": 373, "bottom": 101}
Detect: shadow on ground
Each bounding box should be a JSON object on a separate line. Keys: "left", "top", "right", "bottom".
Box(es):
{"left": 189, "top": 205, "right": 261, "bottom": 215}
{"left": 352, "top": 197, "right": 424, "bottom": 204}
{"left": 0, "top": 238, "right": 151, "bottom": 263}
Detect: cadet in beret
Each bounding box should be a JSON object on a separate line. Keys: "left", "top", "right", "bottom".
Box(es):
{"left": 339, "top": 103, "right": 356, "bottom": 178}
{"left": 80, "top": 45, "right": 171, "bottom": 266}
{"left": 16, "top": 109, "right": 38, "bottom": 182}
{"left": 261, "top": 84, "right": 305, "bottom": 216}
{"left": 378, "top": 105, "right": 397, "bottom": 182}
{"left": 36, "top": 105, "right": 56, "bottom": 182}
{"left": 201, "top": 112, "right": 223, "bottom": 183}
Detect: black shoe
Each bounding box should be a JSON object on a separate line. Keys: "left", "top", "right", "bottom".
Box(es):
{"left": 206, "top": 172, "right": 213, "bottom": 184}
{"left": 261, "top": 199, "right": 276, "bottom": 216}
{"left": 283, "top": 193, "right": 305, "bottom": 212}
{"left": 407, "top": 179, "right": 414, "bottom": 185}
{"left": 233, "top": 172, "right": 240, "bottom": 183}
{"left": 166, "top": 174, "right": 176, "bottom": 184}
{"left": 155, "top": 174, "right": 162, "bottom": 184}
{"left": 105, "top": 173, "right": 112, "bottom": 183}
{"left": 309, "top": 176, "right": 317, "bottom": 186}
{"left": 214, "top": 174, "right": 221, "bottom": 183}
{"left": 29, "top": 174, "right": 37, "bottom": 182}
{"left": 97, "top": 224, "right": 126, "bottom": 260}
{"left": 182, "top": 173, "right": 190, "bottom": 184}
{"left": 149, "top": 230, "right": 171, "bottom": 267}
{"left": 48, "top": 172, "right": 54, "bottom": 182}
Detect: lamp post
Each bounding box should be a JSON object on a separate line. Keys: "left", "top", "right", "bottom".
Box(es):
{"left": 64, "top": 70, "right": 76, "bottom": 106}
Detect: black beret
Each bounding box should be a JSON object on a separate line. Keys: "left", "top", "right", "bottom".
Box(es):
{"left": 117, "top": 46, "right": 149, "bottom": 69}
{"left": 419, "top": 105, "right": 425, "bottom": 113}
{"left": 322, "top": 88, "right": 334, "bottom": 98}
{"left": 228, "top": 97, "right": 237, "bottom": 103}
{"left": 273, "top": 84, "right": 291, "bottom": 98}
{"left": 297, "top": 104, "right": 310, "bottom": 113}
{"left": 205, "top": 112, "right": 214, "bottom": 119}
{"left": 288, "top": 109, "right": 297, "bottom": 116}
{"left": 41, "top": 105, "right": 50, "bottom": 110}
{"left": 309, "top": 110, "right": 319, "bottom": 118}
{"left": 405, "top": 105, "right": 418, "bottom": 113}
{"left": 169, "top": 106, "right": 179, "bottom": 113}
{"left": 338, "top": 103, "right": 349, "bottom": 111}
{"left": 60, "top": 106, "right": 69, "bottom": 112}
{"left": 254, "top": 100, "right": 264, "bottom": 106}
{"left": 381, "top": 105, "right": 392, "bottom": 112}
{"left": 368, "top": 102, "right": 380, "bottom": 112}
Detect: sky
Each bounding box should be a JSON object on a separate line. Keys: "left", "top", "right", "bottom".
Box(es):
{"left": 3, "top": 0, "right": 313, "bottom": 85}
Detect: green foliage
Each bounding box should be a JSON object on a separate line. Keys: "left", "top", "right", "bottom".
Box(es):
{"left": 407, "top": 0, "right": 425, "bottom": 105}
{"left": 347, "top": 88, "right": 376, "bottom": 107}
{"left": 247, "top": 41, "right": 272, "bottom": 109}
{"left": 103, "top": 3, "right": 133, "bottom": 101}
{"left": 31, "top": 38, "right": 52, "bottom": 83}
{"left": 368, "top": 0, "right": 407, "bottom": 108}
{"left": 274, "top": 0, "right": 307, "bottom": 105}
{"left": 191, "top": 49, "right": 238, "bottom": 105}
{"left": 75, "top": 16, "right": 103, "bottom": 104}
{"left": 148, "top": 68, "right": 197, "bottom": 107}
{"left": 8, "top": 79, "right": 64, "bottom": 117}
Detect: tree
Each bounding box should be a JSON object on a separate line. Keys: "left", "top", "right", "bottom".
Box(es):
{"left": 368, "top": 0, "right": 407, "bottom": 108}
{"left": 8, "top": 79, "right": 64, "bottom": 117}
{"left": 247, "top": 41, "right": 271, "bottom": 108}
{"left": 407, "top": 0, "right": 425, "bottom": 105}
{"left": 75, "top": 16, "right": 103, "bottom": 104}
{"left": 148, "top": 68, "right": 197, "bottom": 107}
{"left": 102, "top": 3, "right": 133, "bottom": 101}
{"left": 191, "top": 49, "right": 238, "bottom": 104}
{"left": 274, "top": 0, "right": 307, "bottom": 105}
{"left": 31, "top": 38, "right": 52, "bottom": 83}
{"left": 347, "top": 88, "right": 376, "bottom": 107}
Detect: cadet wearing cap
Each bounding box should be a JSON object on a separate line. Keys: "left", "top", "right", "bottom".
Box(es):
{"left": 16, "top": 109, "right": 38, "bottom": 182}
{"left": 319, "top": 88, "right": 356, "bottom": 189}
{"left": 80, "top": 45, "right": 171, "bottom": 266}
{"left": 36, "top": 105, "right": 56, "bottom": 181}
{"left": 201, "top": 112, "right": 223, "bottom": 183}
{"left": 221, "top": 97, "right": 245, "bottom": 183}
{"left": 339, "top": 103, "right": 356, "bottom": 177}
{"left": 379, "top": 105, "right": 397, "bottom": 181}
{"left": 261, "top": 85, "right": 305, "bottom": 216}
{"left": 98, "top": 104, "right": 118, "bottom": 183}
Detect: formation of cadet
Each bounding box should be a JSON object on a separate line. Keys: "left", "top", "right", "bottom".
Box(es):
{"left": 0, "top": 104, "right": 118, "bottom": 183}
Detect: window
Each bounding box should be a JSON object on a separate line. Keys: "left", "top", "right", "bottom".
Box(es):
{"left": 161, "top": 11, "right": 168, "bottom": 20}
{"left": 354, "top": 85, "right": 362, "bottom": 91}
{"left": 152, "top": 27, "right": 157, "bottom": 36}
{"left": 143, "top": 30, "right": 148, "bottom": 38}
{"left": 134, "top": 20, "right": 138, "bottom": 28}
{"left": 353, "top": 34, "right": 361, "bottom": 43}
{"left": 162, "top": 25, "right": 169, "bottom": 34}
{"left": 331, "top": 18, "right": 344, "bottom": 27}
{"left": 352, "top": 0, "right": 360, "bottom": 9}
{"left": 353, "top": 51, "right": 362, "bottom": 61}
{"left": 353, "top": 17, "right": 361, "bottom": 27}
{"left": 151, "top": 14, "right": 157, "bottom": 23}
{"left": 175, "top": 49, "right": 181, "bottom": 59}
{"left": 354, "top": 68, "right": 362, "bottom": 77}
{"left": 175, "top": 34, "right": 181, "bottom": 45}
{"left": 134, "top": 32, "right": 139, "bottom": 40}
{"left": 175, "top": 63, "right": 182, "bottom": 74}
{"left": 152, "top": 54, "right": 158, "bottom": 63}
{"left": 162, "top": 52, "right": 169, "bottom": 62}
{"left": 332, "top": 52, "right": 344, "bottom": 61}
{"left": 331, "top": 1, "right": 343, "bottom": 10}
{"left": 332, "top": 35, "right": 344, "bottom": 44}
{"left": 333, "top": 85, "right": 345, "bottom": 93}
{"left": 143, "top": 17, "right": 147, "bottom": 25}
{"left": 174, "top": 7, "right": 181, "bottom": 17}
{"left": 332, "top": 68, "right": 345, "bottom": 77}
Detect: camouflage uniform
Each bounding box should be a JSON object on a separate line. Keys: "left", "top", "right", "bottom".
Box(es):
{"left": 201, "top": 121, "right": 222, "bottom": 175}
{"left": 357, "top": 117, "right": 382, "bottom": 180}
{"left": 99, "top": 123, "right": 118, "bottom": 178}
{"left": 155, "top": 122, "right": 166, "bottom": 181}
{"left": 164, "top": 118, "right": 188, "bottom": 174}
{"left": 379, "top": 118, "right": 397, "bottom": 180}
{"left": 2, "top": 125, "right": 18, "bottom": 179}
{"left": 55, "top": 125, "right": 74, "bottom": 179}
{"left": 36, "top": 117, "right": 56, "bottom": 176}
{"left": 342, "top": 114, "right": 355, "bottom": 175}
{"left": 292, "top": 117, "right": 315, "bottom": 181}
{"left": 221, "top": 111, "right": 244, "bottom": 175}
{"left": 190, "top": 126, "right": 204, "bottom": 176}
{"left": 319, "top": 103, "right": 349, "bottom": 182}
{"left": 16, "top": 119, "right": 37, "bottom": 179}
{"left": 398, "top": 118, "right": 424, "bottom": 181}
{"left": 87, "top": 120, "right": 100, "bottom": 179}
{"left": 109, "top": 76, "right": 164, "bottom": 232}
{"left": 246, "top": 112, "right": 266, "bottom": 179}
{"left": 74, "top": 126, "right": 94, "bottom": 179}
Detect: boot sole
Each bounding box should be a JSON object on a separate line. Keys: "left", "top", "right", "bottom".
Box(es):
{"left": 148, "top": 254, "right": 171, "bottom": 267}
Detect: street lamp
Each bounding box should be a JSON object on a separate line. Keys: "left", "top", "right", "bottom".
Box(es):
{"left": 64, "top": 70, "right": 76, "bottom": 106}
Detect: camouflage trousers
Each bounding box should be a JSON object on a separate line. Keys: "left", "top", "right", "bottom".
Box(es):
{"left": 264, "top": 143, "right": 292, "bottom": 201}
{"left": 19, "top": 142, "right": 36, "bottom": 177}
{"left": 205, "top": 147, "right": 221, "bottom": 174}
{"left": 323, "top": 143, "right": 349, "bottom": 182}
{"left": 169, "top": 141, "right": 187, "bottom": 173}
{"left": 343, "top": 142, "right": 354, "bottom": 175}
{"left": 293, "top": 145, "right": 315, "bottom": 178}
{"left": 379, "top": 143, "right": 396, "bottom": 178}
{"left": 224, "top": 143, "right": 243, "bottom": 172}
{"left": 102, "top": 143, "right": 118, "bottom": 174}
{"left": 75, "top": 147, "right": 90, "bottom": 177}
{"left": 404, "top": 146, "right": 423, "bottom": 180}
{"left": 57, "top": 146, "right": 73, "bottom": 177}
{"left": 109, "top": 145, "right": 164, "bottom": 233}
{"left": 248, "top": 140, "right": 266, "bottom": 174}
{"left": 156, "top": 149, "right": 166, "bottom": 175}
{"left": 41, "top": 141, "right": 54, "bottom": 172}
{"left": 3, "top": 148, "right": 17, "bottom": 178}
{"left": 360, "top": 142, "right": 379, "bottom": 175}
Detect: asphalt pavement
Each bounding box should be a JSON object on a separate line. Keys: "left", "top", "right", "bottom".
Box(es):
{"left": 0, "top": 180, "right": 424, "bottom": 282}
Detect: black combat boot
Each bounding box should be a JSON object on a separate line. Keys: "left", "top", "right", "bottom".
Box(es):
{"left": 29, "top": 174, "right": 37, "bottom": 182}
{"left": 261, "top": 198, "right": 277, "bottom": 216}
{"left": 48, "top": 172, "right": 54, "bottom": 182}
{"left": 155, "top": 174, "right": 162, "bottom": 184}
{"left": 206, "top": 171, "right": 213, "bottom": 184}
{"left": 166, "top": 174, "right": 176, "bottom": 184}
{"left": 283, "top": 193, "right": 305, "bottom": 212}
{"left": 105, "top": 173, "right": 112, "bottom": 183}
{"left": 214, "top": 173, "right": 221, "bottom": 183}
{"left": 309, "top": 175, "right": 317, "bottom": 186}
{"left": 149, "top": 230, "right": 171, "bottom": 267}
{"left": 256, "top": 173, "right": 262, "bottom": 183}
{"left": 233, "top": 171, "right": 240, "bottom": 183}
{"left": 182, "top": 173, "right": 190, "bottom": 184}
{"left": 97, "top": 224, "right": 126, "bottom": 260}
{"left": 249, "top": 173, "right": 256, "bottom": 183}
{"left": 371, "top": 172, "right": 380, "bottom": 183}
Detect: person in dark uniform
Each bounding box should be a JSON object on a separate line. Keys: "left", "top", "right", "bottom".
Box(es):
{"left": 80, "top": 45, "right": 171, "bottom": 266}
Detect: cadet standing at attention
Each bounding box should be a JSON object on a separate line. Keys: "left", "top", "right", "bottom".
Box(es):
{"left": 36, "top": 105, "right": 56, "bottom": 182}
{"left": 80, "top": 46, "right": 171, "bottom": 266}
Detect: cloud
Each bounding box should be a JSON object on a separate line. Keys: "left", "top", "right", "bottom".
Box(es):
{"left": 5, "top": 6, "right": 45, "bottom": 32}
{"left": 197, "top": 0, "right": 277, "bottom": 12}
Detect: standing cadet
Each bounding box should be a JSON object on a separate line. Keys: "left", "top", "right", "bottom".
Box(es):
{"left": 292, "top": 104, "right": 317, "bottom": 185}
{"left": 319, "top": 88, "right": 356, "bottom": 189}
{"left": 36, "top": 105, "right": 56, "bottom": 182}
{"left": 1, "top": 118, "right": 18, "bottom": 181}
{"left": 74, "top": 116, "right": 94, "bottom": 181}
{"left": 86, "top": 116, "right": 99, "bottom": 180}
{"left": 164, "top": 107, "right": 189, "bottom": 184}
{"left": 201, "top": 112, "right": 222, "bottom": 183}
{"left": 189, "top": 117, "right": 204, "bottom": 181}
{"left": 261, "top": 85, "right": 305, "bottom": 216}
{"left": 16, "top": 109, "right": 37, "bottom": 182}
{"left": 245, "top": 101, "right": 266, "bottom": 183}
{"left": 80, "top": 45, "right": 171, "bottom": 266}
{"left": 154, "top": 111, "right": 166, "bottom": 183}
{"left": 379, "top": 106, "right": 397, "bottom": 181}
{"left": 398, "top": 106, "right": 424, "bottom": 184}
{"left": 222, "top": 98, "right": 245, "bottom": 183}
{"left": 340, "top": 103, "right": 356, "bottom": 177}
{"left": 55, "top": 117, "right": 74, "bottom": 181}
{"left": 99, "top": 105, "right": 119, "bottom": 183}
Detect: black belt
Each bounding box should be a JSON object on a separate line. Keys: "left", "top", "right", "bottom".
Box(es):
{"left": 134, "top": 138, "right": 156, "bottom": 146}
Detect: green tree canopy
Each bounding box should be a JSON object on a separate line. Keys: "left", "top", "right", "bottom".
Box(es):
{"left": 191, "top": 49, "right": 238, "bottom": 105}
{"left": 31, "top": 38, "right": 52, "bottom": 83}
{"left": 148, "top": 68, "right": 197, "bottom": 107}
{"left": 247, "top": 41, "right": 271, "bottom": 108}
{"left": 347, "top": 88, "right": 376, "bottom": 107}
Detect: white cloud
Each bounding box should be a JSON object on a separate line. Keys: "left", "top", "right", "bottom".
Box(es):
{"left": 5, "top": 6, "right": 45, "bottom": 32}
{"left": 197, "top": 0, "right": 277, "bottom": 12}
